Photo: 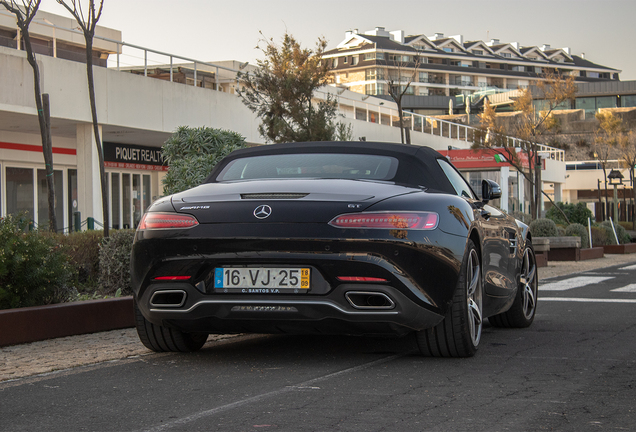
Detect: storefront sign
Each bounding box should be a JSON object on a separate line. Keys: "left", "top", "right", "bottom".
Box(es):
{"left": 440, "top": 148, "right": 530, "bottom": 170}
{"left": 103, "top": 142, "right": 167, "bottom": 171}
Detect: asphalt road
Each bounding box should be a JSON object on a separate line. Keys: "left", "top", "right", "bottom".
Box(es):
{"left": 2, "top": 262, "right": 636, "bottom": 432}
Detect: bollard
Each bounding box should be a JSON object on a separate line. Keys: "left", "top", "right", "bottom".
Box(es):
{"left": 87, "top": 217, "right": 94, "bottom": 230}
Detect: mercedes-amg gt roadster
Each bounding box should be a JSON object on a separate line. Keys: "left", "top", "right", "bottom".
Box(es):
{"left": 131, "top": 141, "right": 538, "bottom": 357}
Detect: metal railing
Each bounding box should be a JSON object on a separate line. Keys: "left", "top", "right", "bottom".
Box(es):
{"left": 1, "top": 10, "right": 240, "bottom": 90}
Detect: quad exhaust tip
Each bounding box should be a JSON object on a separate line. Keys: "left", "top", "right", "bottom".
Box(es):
{"left": 345, "top": 291, "right": 395, "bottom": 310}
{"left": 150, "top": 290, "right": 187, "bottom": 308}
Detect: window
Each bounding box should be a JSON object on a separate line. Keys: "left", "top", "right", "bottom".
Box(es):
{"left": 333, "top": 57, "right": 338, "bottom": 68}
{"left": 351, "top": 56, "right": 358, "bottom": 66}
{"left": 6, "top": 167, "right": 34, "bottom": 221}
{"left": 365, "top": 83, "right": 376, "bottom": 95}
{"left": 376, "top": 52, "right": 385, "bottom": 60}
{"left": 472, "top": 49, "right": 483, "bottom": 55}
{"left": 388, "top": 54, "right": 411, "bottom": 62}
{"left": 217, "top": 154, "right": 399, "bottom": 182}
{"left": 419, "top": 72, "right": 428, "bottom": 83}
{"left": 622, "top": 95, "right": 636, "bottom": 108}
{"left": 67, "top": 169, "right": 77, "bottom": 231}
{"left": 364, "top": 53, "right": 375, "bottom": 61}
{"left": 365, "top": 69, "right": 377, "bottom": 80}
{"left": 37, "top": 169, "right": 63, "bottom": 231}
{"left": 437, "top": 159, "right": 476, "bottom": 199}
{"left": 443, "top": 47, "right": 453, "bottom": 53}
{"left": 501, "top": 53, "right": 512, "bottom": 58}
{"left": 111, "top": 173, "right": 120, "bottom": 229}
{"left": 344, "top": 56, "right": 348, "bottom": 64}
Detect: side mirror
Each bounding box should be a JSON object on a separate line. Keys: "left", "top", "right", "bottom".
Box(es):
{"left": 482, "top": 179, "right": 501, "bottom": 204}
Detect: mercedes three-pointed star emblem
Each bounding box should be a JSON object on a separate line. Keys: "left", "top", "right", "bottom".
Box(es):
{"left": 253, "top": 204, "right": 272, "bottom": 219}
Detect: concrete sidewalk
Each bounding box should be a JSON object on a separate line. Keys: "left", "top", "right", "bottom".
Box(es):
{"left": 3, "top": 253, "right": 636, "bottom": 383}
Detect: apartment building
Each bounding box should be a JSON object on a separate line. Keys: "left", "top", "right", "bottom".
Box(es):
{"left": 323, "top": 27, "right": 621, "bottom": 114}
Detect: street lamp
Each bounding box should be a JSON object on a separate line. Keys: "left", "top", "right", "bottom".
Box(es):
{"left": 608, "top": 169, "right": 624, "bottom": 222}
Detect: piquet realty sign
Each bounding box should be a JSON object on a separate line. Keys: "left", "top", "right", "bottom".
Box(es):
{"left": 103, "top": 142, "right": 168, "bottom": 171}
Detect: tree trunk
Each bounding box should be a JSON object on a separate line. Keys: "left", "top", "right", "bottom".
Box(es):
{"left": 602, "top": 167, "right": 609, "bottom": 221}
{"left": 42, "top": 94, "right": 57, "bottom": 232}
{"left": 396, "top": 100, "right": 405, "bottom": 144}
{"left": 22, "top": 28, "right": 57, "bottom": 232}
{"left": 84, "top": 37, "right": 110, "bottom": 237}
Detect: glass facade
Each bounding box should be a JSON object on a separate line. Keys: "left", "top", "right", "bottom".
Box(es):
{"left": 37, "top": 169, "right": 63, "bottom": 231}
{"left": 6, "top": 167, "right": 34, "bottom": 221}
{"left": 111, "top": 173, "right": 121, "bottom": 229}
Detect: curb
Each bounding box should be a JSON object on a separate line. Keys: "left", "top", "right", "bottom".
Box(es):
{"left": 0, "top": 297, "right": 134, "bottom": 347}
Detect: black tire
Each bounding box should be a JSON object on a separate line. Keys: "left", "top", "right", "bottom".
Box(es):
{"left": 489, "top": 241, "right": 538, "bottom": 328}
{"left": 134, "top": 300, "right": 208, "bottom": 352}
{"left": 416, "top": 239, "right": 482, "bottom": 358}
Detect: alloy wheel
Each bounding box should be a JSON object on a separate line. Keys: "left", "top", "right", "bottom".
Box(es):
{"left": 466, "top": 248, "right": 482, "bottom": 346}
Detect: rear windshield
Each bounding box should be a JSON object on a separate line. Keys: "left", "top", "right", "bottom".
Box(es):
{"left": 216, "top": 153, "right": 399, "bottom": 182}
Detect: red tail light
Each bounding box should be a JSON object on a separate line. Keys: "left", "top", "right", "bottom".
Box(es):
{"left": 337, "top": 276, "right": 388, "bottom": 282}
{"left": 329, "top": 212, "right": 438, "bottom": 230}
{"left": 138, "top": 213, "right": 199, "bottom": 230}
{"left": 153, "top": 276, "right": 192, "bottom": 281}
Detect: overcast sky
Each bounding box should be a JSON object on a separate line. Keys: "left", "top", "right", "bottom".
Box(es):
{"left": 40, "top": 0, "right": 636, "bottom": 80}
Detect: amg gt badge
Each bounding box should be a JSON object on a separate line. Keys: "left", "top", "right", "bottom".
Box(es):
{"left": 253, "top": 205, "right": 272, "bottom": 219}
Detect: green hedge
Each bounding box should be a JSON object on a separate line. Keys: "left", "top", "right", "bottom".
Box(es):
{"left": 0, "top": 214, "right": 76, "bottom": 309}
{"left": 0, "top": 217, "right": 136, "bottom": 309}
{"left": 529, "top": 218, "right": 558, "bottom": 237}
{"left": 98, "top": 230, "right": 135, "bottom": 296}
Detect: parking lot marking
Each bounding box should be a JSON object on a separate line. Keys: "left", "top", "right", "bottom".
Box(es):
{"left": 619, "top": 264, "right": 636, "bottom": 271}
{"left": 539, "top": 276, "right": 613, "bottom": 291}
{"left": 611, "top": 284, "right": 636, "bottom": 293}
{"left": 539, "top": 297, "right": 636, "bottom": 303}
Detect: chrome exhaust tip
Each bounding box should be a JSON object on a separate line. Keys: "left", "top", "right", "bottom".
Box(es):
{"left": 150, "top": 290, "right": 187, "bottom": 308}
{"left": 345, "top": 291, "right": 395, "bottom": 310}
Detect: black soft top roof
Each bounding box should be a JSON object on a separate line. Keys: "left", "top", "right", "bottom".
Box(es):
{"left": 205, "top": 141, "right": 457, "bottom": 194}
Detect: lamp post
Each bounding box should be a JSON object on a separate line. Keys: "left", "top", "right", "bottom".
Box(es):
{"left": 608, "top": 169, "right": 624, "bottom": 223}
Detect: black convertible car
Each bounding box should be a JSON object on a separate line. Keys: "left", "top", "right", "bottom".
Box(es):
{"left": 131, "top": 141, "right": 537, "bottom": 357}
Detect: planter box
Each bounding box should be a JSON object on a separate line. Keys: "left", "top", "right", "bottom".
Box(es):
{"left": 532, "top": 237, "right": 550, "bottom": 253}
{"left": 548, "top": 246, "right": 604, "bottom": 262}
{"left": 535, "top": 252, "right": 548, "bottom": 268}
{"left": 603, "top": 243, "right": 636, "bottom": 254}
{"left": 0, "top": 297, "right": 134, "bottom": 347}
{"left": 581, "top": 247, "right": 605, "bottom": 260}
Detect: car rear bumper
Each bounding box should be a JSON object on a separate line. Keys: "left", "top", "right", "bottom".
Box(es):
{"left": 136, "top": 283, "right": 445, "bottom": 336}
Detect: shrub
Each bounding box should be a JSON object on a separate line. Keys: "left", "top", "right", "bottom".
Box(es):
{"left": 162, "top": 126, "right": 248, "bottom": 195}
{"left": 619, "top": 221, "right": 635, "bottom": 234}
{"left": 0, "top": 214, "right": 76, "bottom": 309}
{"left": 58, "top": 231, "right": 103, "bottom": 291}
{"left": 599, "top": 221, "right": 631, "bottom": 245}
{"left": 510, "top": 211, "right": 532, "bottom": 224}
{"left": 557, "top": 226, "right": 566, "bottom": 236}
{"left": 565, "top": 223, "right": 589, "bottom": 248}
{"left": 590, "top": 226, "right": 609, "bottom": 246}
{"left": 546, "top": 202, "right": 593, "bottom": 226}
{"left": 98, "top": 230, "right": 135, "bottom": 296}
{"left": 529, "top": 218, "right": 558, "bottom": 237}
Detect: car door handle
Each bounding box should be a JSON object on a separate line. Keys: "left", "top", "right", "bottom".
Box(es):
{"left": 480, "top": 209, "right": 491, "bottom": 219}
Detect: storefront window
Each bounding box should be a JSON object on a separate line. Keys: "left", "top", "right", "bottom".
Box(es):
{"left": 122, "top": 173, "right": 131, "bottom": 229}
{"left": 143, "top": 174, "right": 151, "bottom": 213}
{"left": 6, "top": 167, "right": 34, "bottom": 221}
{"left": 111, "top": 173, "right": 120, "bottom": 230}
{"left": 68, "top": 169, "right": 77, "bottom": 231}
{"left": 133, "top": 174, "right": 141, "bottom": 228}
{"left": 37, "top": 169, "right": 63, "bottom": 231}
